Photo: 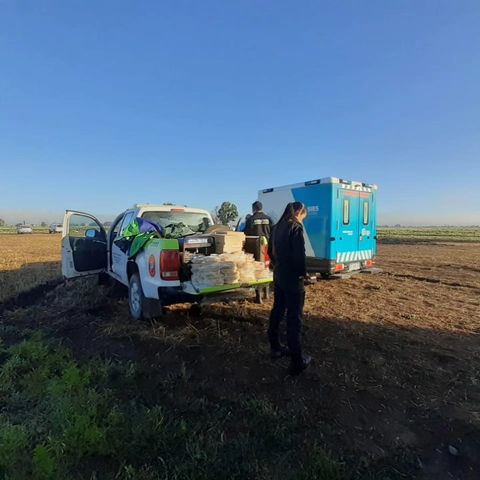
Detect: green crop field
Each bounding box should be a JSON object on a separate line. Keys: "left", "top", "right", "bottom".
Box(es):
{"left": 378, "top": 226, "right": 480, "bottom": 243}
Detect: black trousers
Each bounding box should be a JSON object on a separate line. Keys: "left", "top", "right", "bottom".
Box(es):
{"left": 268, "top": 281, "right": 305, "bottom": 365}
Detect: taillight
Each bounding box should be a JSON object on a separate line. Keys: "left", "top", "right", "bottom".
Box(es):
{"left": 263, "top": 244, "right": 270, "bottom": 268}
{"left": 160, "top": 250, "right": 180, "bottom": 281}
{"left": 335, "top": 263, "right": 345, "bottom": 272}
{"left": 365, "top": 259, "right": 375, "bottom": 267}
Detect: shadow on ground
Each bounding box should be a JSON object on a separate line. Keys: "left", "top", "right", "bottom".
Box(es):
{"left": 1, "top": 275, "right": 479, "bottom": 480}
{"left": 0, "top": 261, "right": 62, "bottom": 312}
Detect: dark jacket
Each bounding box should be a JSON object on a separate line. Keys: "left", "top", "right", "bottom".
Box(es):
{"left": 244, "top": 211, "right": 273, "bottom": 238}
{"left": 268, "top": 219, "right": 307, "bottom": 287}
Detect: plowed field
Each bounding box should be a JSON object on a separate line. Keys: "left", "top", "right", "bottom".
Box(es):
{"left": 0, "top": 234, "right": 479, "bottom": 479}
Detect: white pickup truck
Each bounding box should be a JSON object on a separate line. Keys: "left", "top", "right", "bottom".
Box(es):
{"left": 62, "top": 204, "right": 271, "bottom": 320}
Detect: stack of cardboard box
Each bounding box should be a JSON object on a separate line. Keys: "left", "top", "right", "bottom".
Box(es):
{"left": 212, "top": 231, "right": 245, "bottom": 254}
{"left": 189, "top": 251, "right": 272, "bottom": 289}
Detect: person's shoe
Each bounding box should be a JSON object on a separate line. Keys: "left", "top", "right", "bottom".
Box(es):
{"left": 289, "top": 355, "right": 312, "bottom": 376}
{"left": 270, "top": 345, "right": 290, "bottom": 359}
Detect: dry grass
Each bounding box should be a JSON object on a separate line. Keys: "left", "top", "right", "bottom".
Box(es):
{"left": 1, "top": 241, "right": 480, "bottom": 478}
{"left": 0, "top": 234, "right": 61, "bottom": 303}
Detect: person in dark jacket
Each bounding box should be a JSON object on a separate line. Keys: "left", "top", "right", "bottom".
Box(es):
{"left": 267, "top": 201, "right": 312, "bottom": 375}
{"left": 244, "top": 201, "right": 273, "bottom": 239}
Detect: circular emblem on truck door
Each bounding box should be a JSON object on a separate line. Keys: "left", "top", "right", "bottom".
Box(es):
{"left": 148, "top": 255, "right": 156, "bottom": 277}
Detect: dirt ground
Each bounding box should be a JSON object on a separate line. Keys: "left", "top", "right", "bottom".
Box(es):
{"left": 0, "top": 234, "right": 61, "bottom": 302}
{"left": 0, "top": 239, "right": 479, "bottom": 478}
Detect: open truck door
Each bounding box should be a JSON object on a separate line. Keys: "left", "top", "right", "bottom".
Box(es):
{"left": 62, "top": 210, "right": 108, "bottom": 279}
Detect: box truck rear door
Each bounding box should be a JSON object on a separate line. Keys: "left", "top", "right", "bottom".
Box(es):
{"left": 358, "top": 194, "right": 374, "bottom": 258}
{"left": 337, "top": 190, "right": 361, "bottom": 263}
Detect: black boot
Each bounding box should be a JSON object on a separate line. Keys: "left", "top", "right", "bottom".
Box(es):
{"left": 289, "top": 355, "right": 312, "bottom": 376}
{"left": 270, "top": 345, "right": 290, "bottom": 359}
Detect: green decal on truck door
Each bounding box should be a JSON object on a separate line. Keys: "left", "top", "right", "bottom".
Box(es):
{"left": 130, "top": 236, "right": 179, "bottom": 259}
{"left": 148, "top": 239, "right": 179, "bottom": 250}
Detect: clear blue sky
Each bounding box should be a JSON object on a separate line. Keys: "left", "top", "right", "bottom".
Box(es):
{"left": 1, "top": 1, "right": 479, "bottom": 225}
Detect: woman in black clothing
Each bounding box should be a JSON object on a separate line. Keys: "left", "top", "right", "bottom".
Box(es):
{"left": 267, "top": 202, "right": 312, "bottom": 375}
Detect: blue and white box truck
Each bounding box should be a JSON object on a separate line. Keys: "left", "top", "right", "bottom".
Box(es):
{"left": 258, "top": 177, "right": 378, "bottom": 276}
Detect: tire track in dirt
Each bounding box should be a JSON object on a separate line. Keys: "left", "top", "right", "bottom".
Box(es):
{"left": 445, "top": 264, "right": 480, "bottom": 274}
{"left": 382, "top": 260, "right": 480, "bottom": 274}
{"left": 385, "top": 272, "right": 480, "bottom": 292}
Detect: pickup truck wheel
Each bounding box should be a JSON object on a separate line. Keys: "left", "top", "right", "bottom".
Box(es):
{"left": 129, "top": 273, "right": 145, "bottom": 321}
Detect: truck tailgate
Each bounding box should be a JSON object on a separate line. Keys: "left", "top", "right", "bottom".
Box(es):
{"left": 182, "top": 279, "right": 272, "bottom": 296}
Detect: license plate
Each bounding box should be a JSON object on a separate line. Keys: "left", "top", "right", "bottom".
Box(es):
{"left": 186, "top": 238, "right": 209, "bottom": 244}
{"left": 349, "top": 262, "right": 361, "bottom": 271}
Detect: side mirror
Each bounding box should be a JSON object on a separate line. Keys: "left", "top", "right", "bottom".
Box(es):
{"left": 85, "top": 229, "right": 97, "bottom": 239}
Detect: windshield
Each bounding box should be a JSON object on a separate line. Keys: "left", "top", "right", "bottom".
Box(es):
{"left": 141, "top": 211, "right": 212, "bottom": 239}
